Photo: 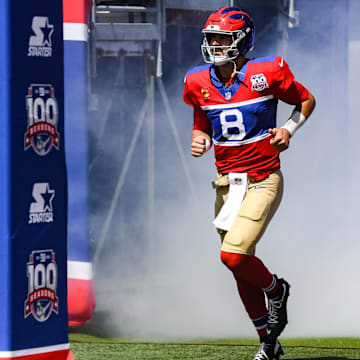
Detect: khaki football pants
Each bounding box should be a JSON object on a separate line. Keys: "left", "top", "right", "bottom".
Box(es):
{"left": 214, "top": 170, "right": 283, "bottom": 255}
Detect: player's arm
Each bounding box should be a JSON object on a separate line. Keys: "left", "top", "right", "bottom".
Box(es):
{"left": 191, "top": 129, "right": 212, "bottom": 157}
{"left": 190, "top": 104, "right": 213, "bottom": 157}
{"left": 183, "top": 74, "right": 213, "bottom": 157}
{"left": 267, "top": 58, "right": 316, "bottom": 152}
{"left": 269, "top": 90, "right": 316, "bottom": 152}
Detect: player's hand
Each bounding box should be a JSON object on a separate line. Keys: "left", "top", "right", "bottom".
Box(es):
{"left": 268, "top": 128, "right": 290, "bottom": 152}
{"left": 191, "top": 136, "right": 209, "bottom": 157}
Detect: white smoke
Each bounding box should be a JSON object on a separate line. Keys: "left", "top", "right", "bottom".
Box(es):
{"left": 89, "top": 1, "right": 360, "bottom": 340}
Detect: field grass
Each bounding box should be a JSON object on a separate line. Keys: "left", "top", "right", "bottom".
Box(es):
{"left": 69, "top": 333, "right": 360, "bottom": 360}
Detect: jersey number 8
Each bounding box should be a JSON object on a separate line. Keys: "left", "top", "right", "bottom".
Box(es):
{"left": 219, "top": 109, "right": 246, "bottom": 140}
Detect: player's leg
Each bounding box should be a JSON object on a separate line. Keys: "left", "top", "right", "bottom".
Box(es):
{"left": 214, "top": 172, "right": 280, "bottom": 339}
{"left": 221, "top": 251, "right": 277, "bottom": 290}
{"left": 220, "top": 170, "right": 284, "bottom": 295}
{"left": 220, "top": 249, "right": 290, "bottom": 351}
{"left": 216, "top": 171, "right": 290, "bottom": 345}
{"left": 235, "top": 277, "right": 268, "bottom": 338}
{"left": 221, "top": 170, "right": 284, "bottom": 255}
{"left": 227, "top": 258, "right": 286, "bottom": 359}
{"left": 225, "top": 171, "right": 290, "bottom": 341}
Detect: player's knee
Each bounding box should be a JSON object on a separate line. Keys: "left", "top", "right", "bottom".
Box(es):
{"left": 220, "top": 250, "right": 247, "bottom": 271}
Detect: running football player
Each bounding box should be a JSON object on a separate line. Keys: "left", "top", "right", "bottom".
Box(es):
{"left": 183, "top": 7, "right": 315, "bottom": 360}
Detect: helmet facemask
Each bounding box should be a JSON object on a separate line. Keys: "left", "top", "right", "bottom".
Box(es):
{"left": 201, "top": 29, "right": 250, "bottom": 66}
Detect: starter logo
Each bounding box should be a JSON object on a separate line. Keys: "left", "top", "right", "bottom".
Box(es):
{"left": 28, "top": 16, "right": 54, "bottom": 57}
{"left": 24, "top": 84, "right": 60, "bottom": 156}
{"left": 24, "top": 250, "right": 59, "bottom": 322}
{"left": 250, "top": 73, "right": 269, "bottom": 92}
{"left": 29, "top": 183, "right": 55, "bottom": 224}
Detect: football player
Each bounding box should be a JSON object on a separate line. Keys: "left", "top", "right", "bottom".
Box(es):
{"left": 183, "top": 6, "right": 315, "bottom": 360}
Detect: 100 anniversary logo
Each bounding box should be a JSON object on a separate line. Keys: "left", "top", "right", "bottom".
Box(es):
{"left": 24, "top": 84, "right": 60, "bottom": 156}
{"left": 24, "top": 249, "right": 59, "bottom": 322}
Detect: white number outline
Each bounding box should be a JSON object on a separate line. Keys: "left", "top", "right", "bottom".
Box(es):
{"left": 219, "top": 109, "right": 246, "bottom": 141}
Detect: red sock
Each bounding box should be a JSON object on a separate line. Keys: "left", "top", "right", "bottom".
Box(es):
{"left": 220, "top": 251, "right": 275, "bottom": 289}
{"left": 221, "top": 251, "right": 279, "bottom": 337}
{"left": 236, "top": 277, "right": 268, "bottom": 337}
{"left": 263, "top": 274, "right": 279, "bottom": 295}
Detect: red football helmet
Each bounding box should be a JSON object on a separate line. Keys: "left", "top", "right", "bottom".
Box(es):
{"left": 201, "top": 7, "right": 255, "bottom": 66}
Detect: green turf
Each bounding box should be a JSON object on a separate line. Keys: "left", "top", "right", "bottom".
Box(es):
{"left": 69, "top": 334, "right": 360, "bottom": 359}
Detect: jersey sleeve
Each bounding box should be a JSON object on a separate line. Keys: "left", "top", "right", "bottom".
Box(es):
{"left": 183, "top": 74, "right": 212, "bottom": 134}
{"left": 193, "top": 105, "right": 212, "bottom": 134}
{"left": 270, "top": 57, "right": 309, "bottom": 105}
{"left": 183, "top": 74, "right": 197, "bottom": 107}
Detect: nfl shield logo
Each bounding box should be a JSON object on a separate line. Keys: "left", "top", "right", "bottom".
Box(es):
{"left": 225, "top": 91, "right": 232, "bottom": 100}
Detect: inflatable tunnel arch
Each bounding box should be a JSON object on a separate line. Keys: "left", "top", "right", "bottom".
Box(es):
{"left": 63, "top": 0, "right": 96, "bottom": 327}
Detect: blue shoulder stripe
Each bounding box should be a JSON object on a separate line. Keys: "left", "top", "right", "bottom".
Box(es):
{"left": 186, "top": 64, "right": 211, "bottom": 76}
{"left": 248, "top": 55, "right": 277, "bottom": 64}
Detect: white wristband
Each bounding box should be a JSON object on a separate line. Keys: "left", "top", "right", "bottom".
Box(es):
{"left": 205, "top": 138, "right": 211, "bottom": 153}
{"left": 281, "top": 111, "right": 307, "bottom": 137}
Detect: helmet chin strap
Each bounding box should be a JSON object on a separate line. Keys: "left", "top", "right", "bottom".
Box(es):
{"left": 230, "top": 55, "right": 248, "bottom": 76}
{"left": 230, "top": 60, "right": 241, "bottom": 75}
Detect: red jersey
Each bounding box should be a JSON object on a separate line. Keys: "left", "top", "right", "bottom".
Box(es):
{"left": 183, "top": 56, "right": 309, "bottom": 180}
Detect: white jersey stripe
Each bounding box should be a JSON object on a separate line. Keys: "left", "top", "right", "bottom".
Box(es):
{"left": 201, "top": 95, "right": 274, "bottom": 111}
{"left": 213, "top": 133, "right": 271, "bottom": 147}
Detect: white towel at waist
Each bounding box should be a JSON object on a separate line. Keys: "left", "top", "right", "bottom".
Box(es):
{"left": 213, "top": 172, "right": 248, "bottom": 231}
